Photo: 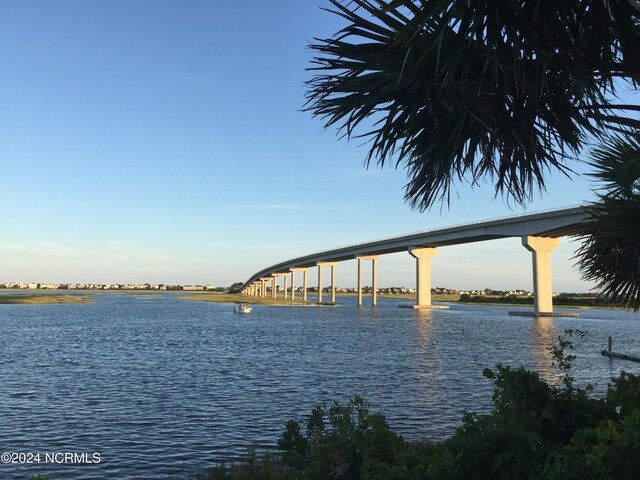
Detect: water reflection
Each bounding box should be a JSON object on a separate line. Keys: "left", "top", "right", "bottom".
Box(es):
{"left": 414, "top": 309, "right": 435, "bottom": 343}
{"left": 530, "top": 316, "right": 559, "bottom": 383}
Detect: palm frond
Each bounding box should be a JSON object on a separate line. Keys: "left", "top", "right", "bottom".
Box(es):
{"left": 305, "top": 0, "right": 640, "bottom": 210}
{"left": 587, "top": 134, "right": 640, "bottom": 196}
{"left": 574, "top": 133, "right": 640, "bottom": 311}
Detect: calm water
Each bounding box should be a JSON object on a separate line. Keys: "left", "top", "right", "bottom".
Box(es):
{"left": 1, "top": 293, "right": 639, "bottom": 479}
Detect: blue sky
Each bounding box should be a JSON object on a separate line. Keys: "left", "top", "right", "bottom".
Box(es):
{"left": 0, "top": 1, "right": 610, "bottom": 291}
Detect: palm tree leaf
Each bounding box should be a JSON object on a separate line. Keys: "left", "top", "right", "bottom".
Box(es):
{"left": 305, "top": 0, "right": 640, "bottom": 210}
{"left": 574, "top": 133, "right": 640, "bottom": 311}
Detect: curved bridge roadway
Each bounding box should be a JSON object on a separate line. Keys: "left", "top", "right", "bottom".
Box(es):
{"left": 239, "top": 205, "right": 590, "bottom": 316}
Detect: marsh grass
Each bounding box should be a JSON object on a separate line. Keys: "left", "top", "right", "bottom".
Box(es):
{"left": 0, "top": 293, "right": 92, "bottom": 304}
{"left": 181, "top": 292, "right": 319, "bottom": 306}
{"left": 182, "top": 291, "right": 457, "bottom": 306}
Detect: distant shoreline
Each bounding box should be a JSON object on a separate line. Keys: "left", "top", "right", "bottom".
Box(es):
{"left": 0, "top": 289, "right": 617, "bottom": 309}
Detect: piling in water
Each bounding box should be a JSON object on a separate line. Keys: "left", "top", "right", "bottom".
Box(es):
{"left": 601, "top": 337, "right": 640, "bottom": 362}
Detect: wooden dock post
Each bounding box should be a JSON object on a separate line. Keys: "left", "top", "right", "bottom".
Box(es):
{"left": 601, "top": 336, "right": 640, "bottom": 363}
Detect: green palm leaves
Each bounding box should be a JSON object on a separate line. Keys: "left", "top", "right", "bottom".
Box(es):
{"left": 575, "top": 134, "right": 640, "bottom": 311}
{"left": 305, "top": 0, "right": 640, "bottom": 210}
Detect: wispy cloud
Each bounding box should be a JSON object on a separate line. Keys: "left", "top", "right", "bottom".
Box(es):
{"left": 223, "top": 203, "right": 303, "bottom": 211}
{"left": 220, "top": 203, "right": 357, "bottom": 212}
{"left": 0, "top": 242, "right": 129, "bottom": 259}
{"left": 105, "top": 240, "right": 131, "bottom": 249}
{"left": 293, "top": 167, "right": 391, "bottom": 183}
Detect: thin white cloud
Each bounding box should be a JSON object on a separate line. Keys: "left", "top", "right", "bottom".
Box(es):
{"left": 220, "top": 203, "right": 357, "bottom": 212}
{"left": 105, "top": 240, "right": 131, "bottom": 249}
{"left": 223, "top": 203, "right": 303, "bottom": 210}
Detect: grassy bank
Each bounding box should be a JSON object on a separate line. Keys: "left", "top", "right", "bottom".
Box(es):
{"left": 181, "top": 291, "right": 458, "bottom": 306}
{"left": 221, "top": 291, "right": 612, "bottom": 309}
{"left": 180, "top": 291, "right": 328, "bottom": 306}
{"left": 0, "top": 293, "right": 92, "bottom": 304}
{"left": 458, "top": 293, "right": 623, "bottom": 308}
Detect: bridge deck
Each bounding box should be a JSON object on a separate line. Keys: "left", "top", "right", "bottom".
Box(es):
{"left": 242, "top": 205, "right": 589, "bottom": 289}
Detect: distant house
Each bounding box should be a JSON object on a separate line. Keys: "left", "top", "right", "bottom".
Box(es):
{"left": 183, "top": 285, "right": 205, "bottom": 291}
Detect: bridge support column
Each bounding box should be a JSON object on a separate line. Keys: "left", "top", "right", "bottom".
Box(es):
{"left": 290, "top": 268, "right": 309, "bottom": 302}
{"left": 271, "top": 276, "right": 277, "bottom": 299}
{"left": 303, "top": 269, "right": 308, "bottom": 301}
{"left": 372, "top": 257, "right": 377, "bottom": 306}
{"left": 273, "top": 273, "right": 289, "bottom": 300}
{"left": 407, "top": 247, "right": 448, "bottom": 309}
{"left": 512, "top": 236, "right": 567, "bottom": 317}
{"left": 357, "top": 257, "right": 363, "bottom": 306}
{"left": 283, "top": 275, "right": 288, "bottom": 300}
{"left": 356, "top": 256, "right": 379, "bottom": 306}
{"left": 317, "top": 262, "right": 338, "bottom": 303}
{"left": 317, "top": 265, "right": 323, "bottom": 303}
{"left": 290, "top": 271, "right": 295, "bottom": 301}
{"left": 331, "top": 264, "right": 336, "bottom": 303}
{"left": 259, "top": 278, "right": 268, "bottom": 298}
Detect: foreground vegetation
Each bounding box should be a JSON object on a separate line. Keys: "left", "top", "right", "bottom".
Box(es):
{"left": 178, "top": 331, "right": 640, "bottom": 480}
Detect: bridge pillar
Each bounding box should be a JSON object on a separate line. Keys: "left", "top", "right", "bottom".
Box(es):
{"left": 372, "top": 257, "right": 377, "bottom": 306}
{"left": 261, "top": 279, "right": 267, "bottom": 298}
{"left": 303, "top": 268, "right": 308, "bottom": 301}
{"left": 522, "top": 236, "right": 560, "bottom": 315}
{"left": 331, "top": 264, "right": 336, "bottom": 303}
{"left": 271, "top": 276, "right": 277, "bottom": 299}
{"left": 289, "top": 268, "right": 310, "bottom": 302}
{"left": 290, "top": 271, "right": 295, "bottom": 301}
{"left": 356, "top": 256, "right": 379, "bottom": 306}
{"left": 273, "top": 273, "right": 289, "bottom": 300}
{"left": 317, "top": 265, "right": 323, "bottom": 302}
{"left": 357, "top": 257, "right": 363, "bottom": 305}
{"left": 317, "top": 262, "right": 338, "bottom": 303}
{"left": 408, "top": 247, "right": 448, "bottom": 309}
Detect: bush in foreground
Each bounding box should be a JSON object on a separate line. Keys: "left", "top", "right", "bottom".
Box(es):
{"left": 273, "top": 331, "right": 640, "bottom": 480}
{"left": 36, "top": 332, "right": 640, "bottom": 480}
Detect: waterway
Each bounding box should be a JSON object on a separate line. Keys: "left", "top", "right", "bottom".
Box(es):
{"left": 1, "top": 293, "right": 639, "bottom": 479}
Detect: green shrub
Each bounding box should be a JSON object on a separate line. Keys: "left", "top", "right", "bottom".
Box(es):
{"left": 276, "top": 331, "right": 640, "bottom": 479}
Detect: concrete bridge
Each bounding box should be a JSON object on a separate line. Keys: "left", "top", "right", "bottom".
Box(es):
{"left": 239, "top": 205, "right": 590, "bottom": 316}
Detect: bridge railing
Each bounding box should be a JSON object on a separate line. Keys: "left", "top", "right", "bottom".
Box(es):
{"left": 299, "top": 204, "right": 585, "bottom": 259}
{"left": 242, "top": 204, "right": 587, "bottom": 289}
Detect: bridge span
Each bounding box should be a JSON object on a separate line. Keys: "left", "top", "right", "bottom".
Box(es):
{"left": 239, "top": 205, "right": 590, "bottom": 316}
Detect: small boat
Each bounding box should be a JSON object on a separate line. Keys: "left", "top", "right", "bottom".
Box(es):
{"left": 234, "top": 303, "right": 252, "bottom": 314}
